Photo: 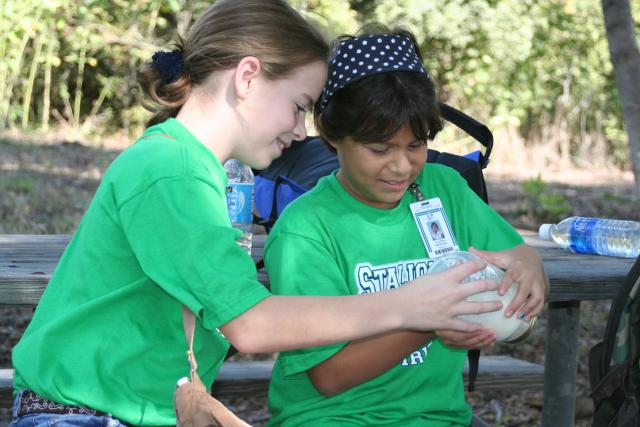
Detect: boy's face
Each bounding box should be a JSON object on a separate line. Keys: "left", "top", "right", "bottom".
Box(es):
{"left": 330, "top": 125, "right": 427, "bottom": 209}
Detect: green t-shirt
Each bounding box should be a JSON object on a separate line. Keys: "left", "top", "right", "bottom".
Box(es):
{"left": 264, "top": 165, "right": 523, "bottom": 427}
{"left": 12, "top": 118, "right": 270, "bottom": 426}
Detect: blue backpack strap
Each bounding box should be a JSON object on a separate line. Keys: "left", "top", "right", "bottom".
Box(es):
{"left": 275, "top": 176, "right": 307, "bottom": 216}
{"left": 255, "top": 175, "right": 308, "bottom": 232}
{"left": 254, "top": 137, "right": 339, "bottom": 230}
{"left": 254, "top": 176, "right": 277, "bottom": 228}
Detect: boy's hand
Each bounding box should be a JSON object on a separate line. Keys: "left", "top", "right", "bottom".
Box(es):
{"left": 468, "top": 244, "right": 548, "bottom": 320}
{"left": 436, "top": 329, "right": 496, "bottom": 349}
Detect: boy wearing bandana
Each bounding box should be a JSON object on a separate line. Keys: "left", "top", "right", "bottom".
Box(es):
{"left": 264, "top": 28, "right": 548, "bottom": 427}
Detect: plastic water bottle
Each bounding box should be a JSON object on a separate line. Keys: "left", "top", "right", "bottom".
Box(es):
{"left": 224, "top": 159, "right": 254, "bottom": 254}
{"left": 539, "top": 216, "right": 640, "bottom": 258}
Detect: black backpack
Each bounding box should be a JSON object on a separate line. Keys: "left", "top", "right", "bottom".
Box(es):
{"left": 249, "top": 103, "right": 494, "bottom": 391}
{"left": 253, "top": 103, "right": 492, "bottom": 231}
{"left": 589, "top": 255, "right": 640, "bottom": 427}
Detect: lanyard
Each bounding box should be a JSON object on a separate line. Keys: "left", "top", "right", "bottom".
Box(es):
{"left": 408, "top": 183, "right": 425, "bottom": 202}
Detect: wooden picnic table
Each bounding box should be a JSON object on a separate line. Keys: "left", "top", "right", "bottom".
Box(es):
{"left": 0, "top": 231, "right": 636, "bottom": 425}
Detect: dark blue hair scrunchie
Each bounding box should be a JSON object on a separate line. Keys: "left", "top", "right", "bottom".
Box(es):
{"left": 151, "top": 49, "right": 184, "bottom": 84}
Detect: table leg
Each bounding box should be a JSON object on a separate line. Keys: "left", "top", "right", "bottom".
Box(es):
{"left": 542, "top": 300, "right": 581, "bottom": 427}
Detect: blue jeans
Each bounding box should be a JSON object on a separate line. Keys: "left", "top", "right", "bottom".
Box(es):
{"left": 9, "top": 390, "right": 129, "bottom": 427}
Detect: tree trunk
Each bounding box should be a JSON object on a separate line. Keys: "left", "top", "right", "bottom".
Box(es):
{"left": 601, "top": 0, "right": 640, "bottom": 199}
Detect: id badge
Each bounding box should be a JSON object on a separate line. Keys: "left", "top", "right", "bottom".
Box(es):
{"left": 410, "top": 197, "right": 459, "bottom": 258}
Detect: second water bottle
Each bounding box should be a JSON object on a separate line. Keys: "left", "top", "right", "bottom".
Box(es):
{"left": 539, "top": 216, "right": 640, "bottom": 258}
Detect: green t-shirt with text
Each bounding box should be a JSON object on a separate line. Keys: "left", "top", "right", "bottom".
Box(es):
{"left": 12, "top": 118, "right": 270, "bottom": 426}
{"left": 265, "top": 165, "right": 523, "bottom": 427}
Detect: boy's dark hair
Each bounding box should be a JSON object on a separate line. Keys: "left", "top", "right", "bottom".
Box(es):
{"left": 314, "top": 27, "right": 443, "bottom": 150}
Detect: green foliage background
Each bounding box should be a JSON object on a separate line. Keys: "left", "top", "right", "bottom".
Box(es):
{"left": 1, "top": 0, "right": 638, "bottom": 166}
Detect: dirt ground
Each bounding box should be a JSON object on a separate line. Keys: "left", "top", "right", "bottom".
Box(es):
{"left": 0, "top": 134, "right": 638, "bottom": 426}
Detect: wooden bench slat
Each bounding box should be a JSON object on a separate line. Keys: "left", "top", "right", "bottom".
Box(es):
{"left": 0, "top": 355, "right": 543, "bottom": 405}
{"left": 0, "top": 235, "right": 269, "bottom": 306}
{"left": 0, "top": 369, "right": 13, "bottom": 408}
{"left": 0, "top": 274, "right": 270, "bottom": 307}
{"left": 0, "top": 280, "right": 48, "bottom": 306}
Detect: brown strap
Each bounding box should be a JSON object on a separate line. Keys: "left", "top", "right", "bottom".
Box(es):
{"left": 181, "top": 305, "right": 199, "bottom": 380}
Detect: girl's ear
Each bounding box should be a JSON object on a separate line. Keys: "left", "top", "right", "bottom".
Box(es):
{"left": 234, "top": 56, "right": 262, "bottom": 100}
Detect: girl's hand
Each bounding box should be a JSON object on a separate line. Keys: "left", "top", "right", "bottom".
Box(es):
{"left": 400, "top": 259, "right": 503, "bottom": 333}
{"left": 468, "top": 244, "right": 548, "bottom": 320}
{"left": 436, "top": 328, "right": 496, "bottom": 349}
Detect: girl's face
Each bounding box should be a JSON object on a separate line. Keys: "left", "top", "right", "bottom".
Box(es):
{"left": 329, "top": 125, "right": 427, "bottom": 209}
{"left": 235, "top": 60, "right": 327, "bottom": 169}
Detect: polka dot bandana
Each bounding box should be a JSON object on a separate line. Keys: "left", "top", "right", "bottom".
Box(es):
{"left": 318, "top": 34, "right": 429, "bottom": 112}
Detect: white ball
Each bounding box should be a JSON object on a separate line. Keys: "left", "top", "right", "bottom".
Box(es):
{"left": 429, "top": 251, "right": 533, "bottom": 342}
